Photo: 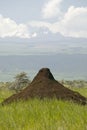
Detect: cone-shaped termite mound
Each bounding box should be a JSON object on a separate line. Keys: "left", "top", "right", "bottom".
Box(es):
{"left": 2, "top": 68, "right": 87, "bottom": 105}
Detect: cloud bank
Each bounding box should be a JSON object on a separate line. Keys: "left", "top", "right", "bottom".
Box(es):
{"left": 42, "top": 0, "right": 63, "bottom": 19}
{"left": 0, "top": 0, "right": 87, "bottom": 39}
{"left": 0, "top": 15, "right": 30, "bottom": 38}
{"left": 29, "top": 6, "right": 87, "bottom": 38}
{"left": 51, "top": 6, "right": 87, "bottom": 38}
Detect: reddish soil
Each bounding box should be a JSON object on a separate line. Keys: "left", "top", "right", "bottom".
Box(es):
{"left": 2, "top": 68, "right": 87, "bottom": 105}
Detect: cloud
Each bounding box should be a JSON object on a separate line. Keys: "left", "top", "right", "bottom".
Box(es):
{"left": 28, "top": 6, "right": 87, "bottom": 38}
{"left": 0, "top": 5, "right": 87, "bottom": 39}
{"left": 28, "top": 21, "right": 51, "bottom": 29}
{"left": 42, "top": 0, "right": 63, "bottom": 19}
{"left": 50, "top": 6, "right": 87, "bottom": 38}
{"left": 32, "top": 32, "right": 37, "bottom": 38}
{"left": 0, "top": 15, "right": 30, "bottom": 38}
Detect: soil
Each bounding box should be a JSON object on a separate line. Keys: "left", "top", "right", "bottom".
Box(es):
{"left": 2, "top": 68, "right": 87, "bottom": 105}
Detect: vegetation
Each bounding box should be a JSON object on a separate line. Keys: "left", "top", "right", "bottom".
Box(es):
{"left": 60, "top": 80, "right": 87, "bottom": 88}
{"left": 8, "top": 72, "right": 30, "bottom": 92}
{"left": 0, "top": 86, "right": 87, "bottom": 130}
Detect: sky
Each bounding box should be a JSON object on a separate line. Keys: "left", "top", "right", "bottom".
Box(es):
{"left": 0, "top": 0, "right": 87, "bottom": 38}
{"left": 0, "top": 0, "right": 87, "bottom": 55}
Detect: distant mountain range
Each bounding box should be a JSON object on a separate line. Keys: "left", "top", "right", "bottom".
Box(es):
{"left": 0, "top": 31, "right": 87, "bottom": 81}
{"left": 0, "top": 54, "right": 87, "bottom": 81}
{"left": 0, "top": 31, "right": 87, "bottom": 55}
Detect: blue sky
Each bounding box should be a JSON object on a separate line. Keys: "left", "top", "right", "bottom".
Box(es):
{"left": 0, "top": 0, "right": 87, "bottom": 55}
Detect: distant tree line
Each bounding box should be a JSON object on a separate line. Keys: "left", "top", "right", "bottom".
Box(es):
{"left": 60, "top": 80, "right": 87, "bottom": 88}
{"left": 0, "top": 73, "right": 87, "bottom": 92}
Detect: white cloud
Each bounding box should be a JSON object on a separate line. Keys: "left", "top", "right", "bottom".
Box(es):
{"left": 0, "top": 5, "right": 87, "bottom": 39}
{"left": 42, "top": 0, "right": 62, "bottom": 19}
{"left": 32, "top": 32, "right": 37, "bottom": 38}
{"left": 0, "top": 15, "right": 30, "bottom": 38}
{"left": 50, "top": 6, "right": 87, "bottom": 38}
{"left": 28, "top": 6, "right": 87, "bottom": 38}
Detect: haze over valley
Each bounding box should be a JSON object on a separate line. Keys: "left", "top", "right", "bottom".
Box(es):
{"left": 0, "top": 0, "right": 87, "bottom": 81}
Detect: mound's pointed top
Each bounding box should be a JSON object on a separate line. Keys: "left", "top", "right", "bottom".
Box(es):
{"left": 33, "top": 68, "right": 55, "bottom": 81}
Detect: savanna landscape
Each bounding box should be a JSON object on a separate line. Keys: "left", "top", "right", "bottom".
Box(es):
{"left": 0, "top": 0, "right": 87, "bottom": 130}
{"left": 0, "top": 69, "right": 87, "bottom": 130}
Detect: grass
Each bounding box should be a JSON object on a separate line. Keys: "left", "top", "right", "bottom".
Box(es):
{"left": 0, "top": 88, "right": 87, "bottom": 130}
{"left": 71, "top": 87, "right": 87, "bottom": 97}
{"left": 0, "top": 90, "right": 14, "bottom": 102}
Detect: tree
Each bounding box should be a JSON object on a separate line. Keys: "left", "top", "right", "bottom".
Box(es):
{"left": 9, "top": 72, "right": 30, "bottom": 92}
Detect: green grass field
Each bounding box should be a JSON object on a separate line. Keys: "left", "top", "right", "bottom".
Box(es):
{"left": 0, "top": 88, "right": 87, "bottom": 130}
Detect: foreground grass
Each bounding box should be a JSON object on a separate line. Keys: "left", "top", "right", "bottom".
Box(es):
{"left": 0, "top": 99, "right": 87, "bottom": 130}
{"left": 0, "top": 88, "right": 87, "bottom": 130}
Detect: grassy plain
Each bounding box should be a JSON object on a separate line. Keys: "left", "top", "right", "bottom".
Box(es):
{"left": 0, "top": 87, "right": 87, "bottom": 130}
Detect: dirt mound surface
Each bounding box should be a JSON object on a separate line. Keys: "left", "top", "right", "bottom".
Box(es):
{"left": 2, "top": 68, "right": 87, "bottom": 105}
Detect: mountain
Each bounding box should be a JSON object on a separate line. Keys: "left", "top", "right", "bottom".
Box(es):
{"left": 0, "top": 30, "right": 87, "bottom": 81}
{"left": 0, "top": 30, "right": 87, "bottom": 55}
{"left": 0, "top": 54, "right": 87, "bottom": 81}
